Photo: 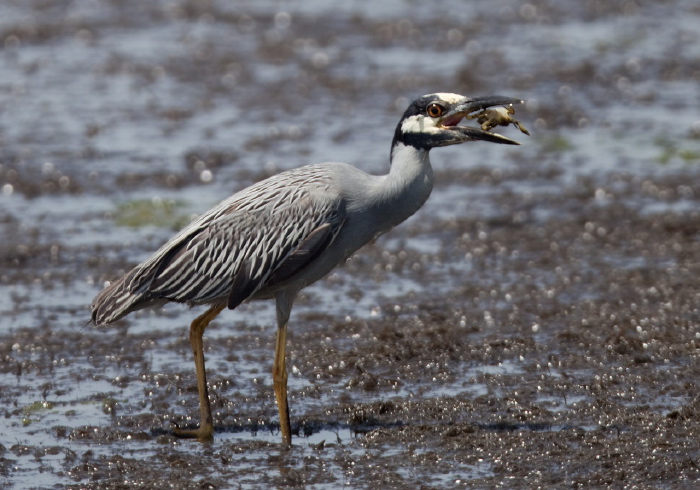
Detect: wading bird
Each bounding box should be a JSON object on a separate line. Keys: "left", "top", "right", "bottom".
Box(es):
{"left": 91, "top": 93, "right": 527, "bottom": 444}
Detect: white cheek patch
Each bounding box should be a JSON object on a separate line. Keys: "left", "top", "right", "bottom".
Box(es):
{"left": 401, "top": 114, "right": 440, "bottom": 134}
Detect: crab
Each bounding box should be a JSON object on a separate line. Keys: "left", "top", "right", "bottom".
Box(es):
{"left": 467, "top": 104, "right": 530, "bottom": 136}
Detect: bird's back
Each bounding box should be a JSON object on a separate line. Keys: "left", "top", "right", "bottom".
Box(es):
{"left": 91, "top": 164, "right": 364, "bottom": 325}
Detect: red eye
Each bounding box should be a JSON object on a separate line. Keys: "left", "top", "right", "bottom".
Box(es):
{"left": 426, "top": 103, "right": 444, "bottom": 118}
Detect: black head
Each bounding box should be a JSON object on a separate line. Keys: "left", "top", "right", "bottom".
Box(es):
{"left": 392, "top": 93, "right": 524, "bottom": 152}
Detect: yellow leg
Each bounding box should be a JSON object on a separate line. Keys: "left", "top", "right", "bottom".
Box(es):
{"left": 173, "top": 303, "right": 226, "bottom": 441}
{"left": 273, "top": 322, "right": 292, "bottom": 445}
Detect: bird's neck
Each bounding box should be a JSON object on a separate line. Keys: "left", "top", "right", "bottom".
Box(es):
{"left": 380, "top": 142, "right": 435, "bottom": 226}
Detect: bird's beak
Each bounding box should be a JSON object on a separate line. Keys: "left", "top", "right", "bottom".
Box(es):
{"left": 441, "top": 96, "right": 525, "bottom": 146}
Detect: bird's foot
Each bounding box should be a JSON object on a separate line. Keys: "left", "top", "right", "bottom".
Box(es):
{"left": 171, "top": 423, "right": 214, "bottom": 441}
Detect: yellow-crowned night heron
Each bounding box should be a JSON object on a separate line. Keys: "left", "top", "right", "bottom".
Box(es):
{"left": 91, "top": 93, "right": 527, "bottom": 444}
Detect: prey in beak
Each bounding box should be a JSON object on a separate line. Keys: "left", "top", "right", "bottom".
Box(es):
{"left": 394, "top": 92, "right": 530, "bottom": 149}
{"left": 438, "top": 95, "right": 530, "bottom": 146}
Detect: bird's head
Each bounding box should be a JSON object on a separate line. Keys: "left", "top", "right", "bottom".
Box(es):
{"left": 392, "top": 93, "right": 526, "bottom": 151}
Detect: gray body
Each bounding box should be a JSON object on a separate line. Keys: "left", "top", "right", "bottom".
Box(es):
{"left": 89, "top": 93, "right": 524, "bottom": 442}
{"left": 91, "top": 93, "right": 524, "bottom": 327}
{"left": 91, "top": 143, "right": 432, "bottom": 325}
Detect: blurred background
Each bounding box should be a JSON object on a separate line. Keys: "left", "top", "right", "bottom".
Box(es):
{"left": 1, "top": 0, "right": 700, "bottom": 488}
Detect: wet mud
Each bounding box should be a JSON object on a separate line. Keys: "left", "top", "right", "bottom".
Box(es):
{"left": 2, "top": 0, "right": 700, "bottom": 488}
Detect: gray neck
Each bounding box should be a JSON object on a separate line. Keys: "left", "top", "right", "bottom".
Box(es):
{"left": 377, "top": 142, "right": 434, "bottom": 227}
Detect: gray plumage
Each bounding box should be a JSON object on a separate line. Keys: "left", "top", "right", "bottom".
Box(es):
{"left": 91, "top": 160, "right": 421, "bottom": 325}
{"left": 90, "top": 93, "right": 526, "bottom": 442}
{"left": 93, "top": 165, "right": 345, "bottom": 323}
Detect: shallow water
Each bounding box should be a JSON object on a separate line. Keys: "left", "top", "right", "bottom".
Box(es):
{"left": 2, "top": 0, "right": 700, "bottom": 488}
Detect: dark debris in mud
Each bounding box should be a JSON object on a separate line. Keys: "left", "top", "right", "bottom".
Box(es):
{"left": 3, "top": 0, "right": 700, "bottom": 488}
{"left": 3, "top": 169, "right": 700, "bottom": 488}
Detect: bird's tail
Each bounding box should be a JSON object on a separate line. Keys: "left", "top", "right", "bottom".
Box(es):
{"left": 91, "top": 271, "right": 148, "bottom": 326}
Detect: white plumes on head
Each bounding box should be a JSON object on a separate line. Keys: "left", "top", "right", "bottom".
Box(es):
{"left": 430, "top": 92, "right": 463, "bottom": 104}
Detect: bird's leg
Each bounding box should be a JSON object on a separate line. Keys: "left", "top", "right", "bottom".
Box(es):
{"left": 273, "top": 324, "right": 291, "bottom": 444}
{"left": 173, "top": 302, "right": 226, "bottom": 441}
{"left": 273, "top": 293, "right": 294, "bottom": 445}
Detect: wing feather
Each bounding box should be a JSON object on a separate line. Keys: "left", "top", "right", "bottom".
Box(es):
{"left": 267, "top": 222, "right": 335, "bottom": 285}
{"left": 124, "top": 165, "right": 346, "bottom": 308}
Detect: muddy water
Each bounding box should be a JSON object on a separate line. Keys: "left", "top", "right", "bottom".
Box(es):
{"left": 2, "top": 0, "right": 700, "bottom": 488}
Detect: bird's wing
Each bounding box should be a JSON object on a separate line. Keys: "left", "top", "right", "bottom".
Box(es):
{"left": 126, "top": 166, "right": 346, "bottom": 308}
